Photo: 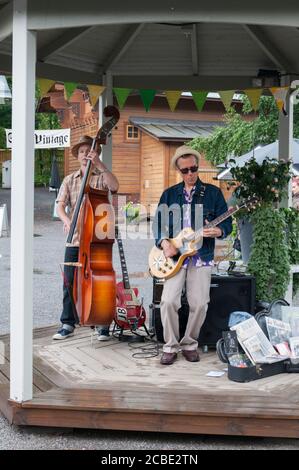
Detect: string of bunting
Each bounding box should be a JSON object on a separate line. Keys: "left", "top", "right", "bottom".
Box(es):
{"left": 36, "top": 78, "right": 290, "bottom": 113}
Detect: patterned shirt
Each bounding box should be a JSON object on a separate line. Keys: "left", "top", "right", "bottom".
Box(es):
{"left": 182, "top": 186, "right": 214, "bottom": 269}
{"left": 56, "top": 168, "right": 108, "bottom": 246}
{"left": 293, "top": 193, "right": 299, "bottom": 210}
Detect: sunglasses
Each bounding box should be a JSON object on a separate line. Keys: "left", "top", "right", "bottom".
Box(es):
{"left": 179, "top": 166, "right": 198, "bottom": 175}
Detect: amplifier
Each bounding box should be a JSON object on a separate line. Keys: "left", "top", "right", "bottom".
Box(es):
{"left": 150, "top": 274, "right": 256, "bottom": 347}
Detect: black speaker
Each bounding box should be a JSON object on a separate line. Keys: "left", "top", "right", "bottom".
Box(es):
{"left": 151, "top": 274, "right": 256, "bottom": 347}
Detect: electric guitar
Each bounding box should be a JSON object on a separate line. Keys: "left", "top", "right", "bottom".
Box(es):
{"left": 148, "top": 196, "right": 258, "bottom": 280}
{"left": 115, "top": 226, "right": 146, "bottom": 330}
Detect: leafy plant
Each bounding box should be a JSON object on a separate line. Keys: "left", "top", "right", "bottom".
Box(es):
{"left": 122, "top": 201, "right": 140, "bottom": 223}
{"left": 229, "top": 156, "right": 291, "bottom": 205}
{"left": 247, "top": 206, "right": 290, "bottom": 301}
{"left": 227, "top": 157, "right": 292, "bottom": 301}
{"left": 281, "top": 207, "right": 299, "bottom": 295}
{"left": 189, "top": 95, "right": 299, "bottom": 167}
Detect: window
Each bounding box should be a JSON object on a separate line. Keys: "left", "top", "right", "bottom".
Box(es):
{"left": 126, "top": 125, "right": 139, "bottom": 141}
{"left": 71, "top": 102, "right": 80, "bottom": 117}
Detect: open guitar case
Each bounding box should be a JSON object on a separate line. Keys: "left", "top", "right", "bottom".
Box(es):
{"left": 216, "top": 298, "right": 299, "bottom": 382}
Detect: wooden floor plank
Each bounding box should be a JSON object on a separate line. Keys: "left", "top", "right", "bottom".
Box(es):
{"left": 2, "top": 326, "right": 299, "bottom": 438}
{"left": 18, "top": 386, "right": 299, "bottom": 419}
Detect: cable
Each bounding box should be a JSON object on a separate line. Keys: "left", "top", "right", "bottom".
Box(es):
{"left": 128, "top": 336, "right": 161, "bottom": 359}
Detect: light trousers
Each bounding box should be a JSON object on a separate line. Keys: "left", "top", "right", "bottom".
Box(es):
{"left": 160, "top": 264, "right": 212, "bottom": 353}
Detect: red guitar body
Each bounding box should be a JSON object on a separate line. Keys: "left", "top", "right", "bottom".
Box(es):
{"left": 115, "top": 282, "right": 146, "bottom": 331}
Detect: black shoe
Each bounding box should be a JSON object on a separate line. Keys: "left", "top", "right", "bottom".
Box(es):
{"left": 160, "top": 352, "right": 177, "bottom": 365}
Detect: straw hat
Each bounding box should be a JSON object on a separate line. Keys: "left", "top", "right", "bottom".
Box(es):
{"left": 171, "top": 145, "right": 201, "bottom": 169}
{"left": 71, "top": 135, "right": 98, "bottom": 158}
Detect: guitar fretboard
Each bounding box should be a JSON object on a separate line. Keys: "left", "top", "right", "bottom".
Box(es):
{"left": 205, "top": 206, "right": 237, "bottom": 229}
{"left": 192, "top": 203, "right": 247, "bottom": 242}
{"left": 116, "top": 234, "right": 131, "bottom": 290}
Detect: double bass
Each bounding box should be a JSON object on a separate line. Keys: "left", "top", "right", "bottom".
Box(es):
{"left": 67, "top": 106, "right": 120, "bottom": 326}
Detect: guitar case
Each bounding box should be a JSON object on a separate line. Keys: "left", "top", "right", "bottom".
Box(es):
{"left": 216, "top": 298, "right": 299, "bottom": 382}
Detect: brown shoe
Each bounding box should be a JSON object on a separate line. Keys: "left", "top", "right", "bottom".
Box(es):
{"left": 182, "top": 349, "right": 200, "bottom": 362}
{"left": 160, "top": 352, "right": 177, "bottom": 365}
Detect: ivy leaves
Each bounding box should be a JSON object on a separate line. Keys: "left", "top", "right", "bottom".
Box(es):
{"left": 248, "top": 206, "right": 290, "bottom": 301}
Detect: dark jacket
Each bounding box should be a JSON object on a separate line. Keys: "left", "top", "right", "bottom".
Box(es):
{"left": 153, "top": 178, "right": 232, "bottom": 262}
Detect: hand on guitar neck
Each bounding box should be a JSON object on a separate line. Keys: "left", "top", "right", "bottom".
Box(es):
{"left": 202, "top": 220, "right": 222, "bottom": 238}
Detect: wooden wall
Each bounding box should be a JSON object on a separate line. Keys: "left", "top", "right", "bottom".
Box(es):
{"left": 140, "top": 133, "right": 165, "bottom": 209}
{"left": 112, "top": 116, "right": 141, "bottom": 197}
{"left": 0, "top": 149, "right": 11, "bottom": 164}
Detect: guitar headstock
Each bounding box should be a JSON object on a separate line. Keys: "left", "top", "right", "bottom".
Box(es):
{"left": 239, "top": 195, "right": 261, "bottom": 212}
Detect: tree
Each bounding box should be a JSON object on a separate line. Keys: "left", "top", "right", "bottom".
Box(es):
{"left": 0, "top": 77, "right": 63, "bottom": 185}
{"left": 0, "top": 102, "right": 11, "bottom": 148}
{"left": 189, "top": 96, "right": 299, "bottom": 166}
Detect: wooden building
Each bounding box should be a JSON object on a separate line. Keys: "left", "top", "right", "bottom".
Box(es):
{"left": 1, "top": 88, "right": 243, "bottom": 202}
{"left": 44, "top": 90, "right": 241, "bottom": 205}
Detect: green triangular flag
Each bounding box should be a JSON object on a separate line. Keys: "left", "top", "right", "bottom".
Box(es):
{"left": 139, "top": 89, "right": 156, "bottom": 112}
{"left": 64, "top": 82, "right": 78, "bottom": 101}
{"left": 219, "top": 90, "right": 235, "bottom": 111}
{"left": 191, "top": 91, "right": 208, "bottom": 112}
{"left": 113, "top": 88, "right": 132, "bottom": 109}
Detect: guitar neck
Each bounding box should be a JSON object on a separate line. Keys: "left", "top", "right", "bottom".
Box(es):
{"left": 193, "top": 204, "right": 241, "bottom": 241}
{"left": 116, "top": 231, "right": 131, "bottom": 290}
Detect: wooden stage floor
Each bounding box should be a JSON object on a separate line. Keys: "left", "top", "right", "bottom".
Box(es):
{"left": 1, "top": 325, "right": 299, "bottom": 438}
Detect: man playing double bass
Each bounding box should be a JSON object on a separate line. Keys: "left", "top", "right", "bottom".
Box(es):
{"left": 153, "top": 145, "right": 232, "bottom": 365}
{"left": 52, "top": 135, "right": 119, "bottom": 341}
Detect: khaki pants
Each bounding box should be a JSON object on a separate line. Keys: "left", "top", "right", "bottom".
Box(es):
{"left": 160, "top": 265, "right": 212, "bottom": 353}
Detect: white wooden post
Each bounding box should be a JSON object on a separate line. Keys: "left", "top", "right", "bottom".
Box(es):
{"left": 10, "top": 0, "right": 36, "bottom": 402}
{"left": 101, "top": 71, "right": 113, "bottom": 171}
{"left": 278, "top": 82, "right": 293, "bottom": 209}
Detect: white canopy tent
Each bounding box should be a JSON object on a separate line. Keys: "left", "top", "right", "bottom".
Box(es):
{"left": 1, "top": 0, "right": 299, "bottom": 403}
{"left": 217, "top": 139, "right": 299, "bottom": 180}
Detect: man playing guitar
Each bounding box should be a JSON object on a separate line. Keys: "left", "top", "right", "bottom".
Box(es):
{"left": 153, "top": 145, "right": 232, "bottom": 365}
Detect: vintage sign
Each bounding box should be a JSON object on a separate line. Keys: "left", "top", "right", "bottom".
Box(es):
{"left": 5, "top": 129, "right": 70, "bottom": 149}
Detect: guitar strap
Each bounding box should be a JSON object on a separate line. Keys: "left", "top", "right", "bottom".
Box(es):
{"left": 198, "top": 183, "right": 206, "bottom": 205}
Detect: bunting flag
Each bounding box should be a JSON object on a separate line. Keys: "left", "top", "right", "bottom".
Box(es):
{"left": 113, "top": 87, "right": 132, "bottom": 109}
{"left": 219, "top": 90, "right": 235, "bottom": 111}
{"left": 64, "top": 82, "right": 78, "bottom": 102}
{"left": 87, "top": 84, "right": 106, "bottom": 107}
{"left": 165, "top": 90, "right": 182, "bottom": 112}
{"left": 191, "top": 91, "right": 208, "bottom": 112}
{"left": 139, "top": 89, "right": 156, "bottom": 112}
{"left": 270, "top": 86, "right": 289, "bottom": 112}
{"left": 37, "top": 78, "right": 55, "bottom": 98}
{"left": 244, "top": 88, "right": 263, "bottom": 111}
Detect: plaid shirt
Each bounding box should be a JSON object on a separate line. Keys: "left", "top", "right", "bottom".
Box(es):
{"left": 56, "top": 168, "right": 108, "bottom": 246}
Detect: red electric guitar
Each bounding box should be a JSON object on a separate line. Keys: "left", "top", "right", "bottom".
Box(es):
{"left": 115, "top": 226, "right": 146, "bottom": 331}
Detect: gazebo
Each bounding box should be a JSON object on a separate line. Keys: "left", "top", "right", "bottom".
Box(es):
{"left": 1, "top": 0, "right": 299, "bottom": 437}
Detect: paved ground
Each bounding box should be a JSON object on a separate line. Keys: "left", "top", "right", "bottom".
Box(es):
{"left": 0, "top": 188, "right": 299, "bottom": 449}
